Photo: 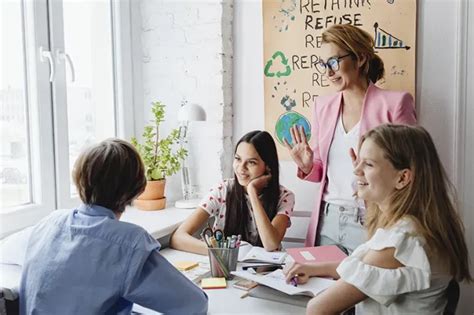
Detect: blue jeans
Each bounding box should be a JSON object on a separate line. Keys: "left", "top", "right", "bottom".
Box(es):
{"left": 316, "top": 202, "right": 366, "bottom": 254}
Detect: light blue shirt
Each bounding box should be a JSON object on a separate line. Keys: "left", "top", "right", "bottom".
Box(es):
{"left": 20, "top": 204, "right": 208, "bottom": 314}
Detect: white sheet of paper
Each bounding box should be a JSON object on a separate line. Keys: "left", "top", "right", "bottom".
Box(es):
{"left": 232, "top": 269, "right": 334, "bottom": 297}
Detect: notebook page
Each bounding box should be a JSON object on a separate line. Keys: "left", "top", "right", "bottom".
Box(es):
{"left": 232, "top": 269, "right": 334, "bottom": 297}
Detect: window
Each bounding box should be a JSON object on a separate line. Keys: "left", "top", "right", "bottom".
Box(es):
{"left": 0, "top": 0, "right": 134, "bottom": 237}
{"left": 0, "top": 1, "right": 31, "bottom": 209}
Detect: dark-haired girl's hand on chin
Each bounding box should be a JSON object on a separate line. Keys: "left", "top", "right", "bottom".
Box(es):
{"left": 247, "top": 174, "right": 272, "bottom": 196}
{"left": 283, "top": 125, "right": 313, "bottom": 174}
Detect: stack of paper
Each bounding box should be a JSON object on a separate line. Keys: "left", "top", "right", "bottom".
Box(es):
{"left": 174, "top": 261, "right": 199, "bottom": 271}
{"left": 201, "top": 277, "right": 227, "bottom": 289}
{"left": 178, "top": 261, "right": 211, "bottom": 283}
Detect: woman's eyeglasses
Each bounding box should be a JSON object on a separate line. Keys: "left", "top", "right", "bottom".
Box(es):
{"left": 316, "top": 53, "right": 352, "bottom": 74}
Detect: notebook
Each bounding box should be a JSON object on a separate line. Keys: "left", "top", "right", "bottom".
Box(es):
{"left": 238, "top": 243, "right": 287, "bottom": 264}
{"left": 248, "top": 285, "right": 310, "bottom": 307}
{"left": 286, "top": 245, "right": 347, "bottom": 264}
{"left": 232, "top": 269, "right": 334, "bottom": 297}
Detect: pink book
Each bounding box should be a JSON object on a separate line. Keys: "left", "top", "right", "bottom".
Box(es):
{"left": 286, "top": 245, "right": 347, "bottom": 264}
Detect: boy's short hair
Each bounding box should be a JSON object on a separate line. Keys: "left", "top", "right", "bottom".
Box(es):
{"left": 72, "top": 138, "right": 146, "bottom": 213}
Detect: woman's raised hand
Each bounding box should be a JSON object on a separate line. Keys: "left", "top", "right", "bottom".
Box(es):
{"left": 349, "top": 148, "right": 358, "bottom": 168}
{"left": 283, "top": 125, "right": 314, "bottom": 174}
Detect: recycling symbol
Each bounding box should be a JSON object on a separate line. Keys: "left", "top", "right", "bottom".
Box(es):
{"left": 264, "top": 51, "right": 292, "bottom": 78}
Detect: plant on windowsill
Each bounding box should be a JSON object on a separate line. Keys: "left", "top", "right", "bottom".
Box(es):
{"left": 131, "top": 101, "right": 187, "bottom": 210}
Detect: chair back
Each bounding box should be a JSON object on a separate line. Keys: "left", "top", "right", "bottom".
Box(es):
{"left": 0, "top": 288, "right": 19, "bottom": 315}
{"left": 443, "top": 280, "right": 460, "bottom": 315}
{"left": 282, "top": 211, "right": 311, "bottom": 248}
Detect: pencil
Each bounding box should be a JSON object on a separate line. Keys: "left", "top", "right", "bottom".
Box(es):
{"left": 290, "top": 274, "right": 298, "bottom": 287}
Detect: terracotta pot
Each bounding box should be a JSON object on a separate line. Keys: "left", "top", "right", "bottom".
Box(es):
{"left": 137, "top": 179, "right": 166, "bottom": 200}
{"left": 134, "top": 197, "right": 166, "bottom": 211}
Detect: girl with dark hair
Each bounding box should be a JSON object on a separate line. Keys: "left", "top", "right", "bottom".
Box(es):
{"left": 171, "top": 130, "right": 295, "bottom": 255}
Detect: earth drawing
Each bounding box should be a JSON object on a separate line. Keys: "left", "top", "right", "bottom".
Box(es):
{"left": 275, "top": 111, "right": 311, "bottom": 146}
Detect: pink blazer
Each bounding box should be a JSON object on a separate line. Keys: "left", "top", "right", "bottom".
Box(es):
{"left": 298, "top": 83, "right": 417, "bottom": 246}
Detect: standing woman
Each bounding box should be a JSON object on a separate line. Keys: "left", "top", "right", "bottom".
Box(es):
{"left": 284, "top": 24, "right": 416, "bottom": 253}
{"left": 171, "top": 130, "right": 295, "bottom": 255}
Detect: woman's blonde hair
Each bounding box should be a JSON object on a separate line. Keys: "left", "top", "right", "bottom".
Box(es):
{"left": 361, "top": 124, "right": 471, "bottom": 282}
{"left": 322, "top": 24, "right": 384, "bottom": 83}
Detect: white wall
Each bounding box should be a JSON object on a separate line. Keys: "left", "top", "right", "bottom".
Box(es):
{"left": 233, "top": 0, "right": 473, "bottom": 313}
{"left": 133, "top": 0, "right": 234, "bottom": 203}
{"left": 233, "top": 0, "right": 319, "bottom": 216}
{"left": 457, "top": 0, "right": 474, "bottom": 311}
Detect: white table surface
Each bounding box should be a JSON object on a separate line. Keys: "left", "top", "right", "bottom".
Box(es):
{"left": 0, "top": 206, "right": 306, "bottom": 314}
{"left": 158, "top": 248, "right": 305, "bottom": 315}
{"left": 0, "top": 248, "right": 305, "bottom": 314}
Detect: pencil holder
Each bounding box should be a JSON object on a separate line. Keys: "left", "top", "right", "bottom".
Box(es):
{"left": 208, "top": 247, "right": 239, "bottom": 279}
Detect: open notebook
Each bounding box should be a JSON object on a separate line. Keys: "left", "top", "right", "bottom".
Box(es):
{"left": 232, "top": 269, "right": 334, "bottom": 297}
{"left": 237, "top": 243, "right": 287, "bottom": 264}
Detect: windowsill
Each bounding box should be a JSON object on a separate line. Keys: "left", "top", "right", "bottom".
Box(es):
{"left": 120, "top": 206, "right": 194, "bottom": 240}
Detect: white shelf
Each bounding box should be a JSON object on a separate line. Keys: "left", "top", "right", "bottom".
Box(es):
{"left": 174, "top": 198, "right": 200, "bottom": 209}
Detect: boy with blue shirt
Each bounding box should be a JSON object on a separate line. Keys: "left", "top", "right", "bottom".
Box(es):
{"left": 20, "top": 139, "right": 208, "bottom": 314}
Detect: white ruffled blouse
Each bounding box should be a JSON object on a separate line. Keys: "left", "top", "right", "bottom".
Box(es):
{"left": 337, "top": 219, "right": 452, "bottom": 314}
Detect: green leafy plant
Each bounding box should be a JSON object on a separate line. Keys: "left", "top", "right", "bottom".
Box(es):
{"left": 131, "top": 101, "right": 187, "bottom": 181}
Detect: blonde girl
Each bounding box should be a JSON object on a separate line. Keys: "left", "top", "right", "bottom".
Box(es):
{"left": 285, "top": 124, "right": 471, "bottom": 314}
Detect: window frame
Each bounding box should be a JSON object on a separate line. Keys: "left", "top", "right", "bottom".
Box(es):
{"left": 0, "top": 0, "right": 135, "bottom": 238}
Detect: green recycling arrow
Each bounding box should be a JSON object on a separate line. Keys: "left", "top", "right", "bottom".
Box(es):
{"left": 264, "top": 50, "right": 292, "bottom": 78}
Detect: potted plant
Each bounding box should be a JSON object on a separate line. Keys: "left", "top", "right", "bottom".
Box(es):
{"left": 131, "top": 101, "right": 187, "bottom": 210}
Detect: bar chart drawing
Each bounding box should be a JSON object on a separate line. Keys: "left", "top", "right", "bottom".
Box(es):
{"left": 374, "top": 23, "right": 410, "bottom": 50}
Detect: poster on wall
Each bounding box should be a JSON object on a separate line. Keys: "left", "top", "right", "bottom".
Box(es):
{"left": 262, "top": 0, "right": 417, "bottom": 159}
